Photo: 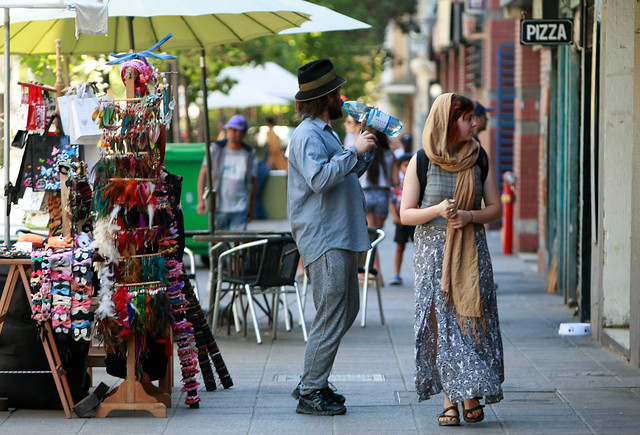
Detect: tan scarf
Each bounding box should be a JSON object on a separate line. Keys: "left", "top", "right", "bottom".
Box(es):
{"left": 422, "top": 93, "right": 483, "bottom": 335}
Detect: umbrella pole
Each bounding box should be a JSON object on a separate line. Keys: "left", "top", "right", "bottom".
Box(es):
{"left": 127, "top": 16, "right": 135, "bottom": 51}
{"left": 3, "top": 9, "right": 10, "bottom": 245}
{"left": 200, "top": 48, "right": 215, "bottom": 235}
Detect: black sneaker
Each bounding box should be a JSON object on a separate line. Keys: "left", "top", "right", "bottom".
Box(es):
{"left": 296, "top": 390, "right": 347, "bottom": 416}
{"left": 291, "top": 385, "right": 346, "bottom": 405}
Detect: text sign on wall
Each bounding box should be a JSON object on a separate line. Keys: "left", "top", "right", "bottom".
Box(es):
{"left": 520, "top": 19, "right": 573, "bottom": 46}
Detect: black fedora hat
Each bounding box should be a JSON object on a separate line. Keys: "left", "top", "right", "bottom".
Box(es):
{"left": 295, "top": 59, "right": 347, "bottom": 102}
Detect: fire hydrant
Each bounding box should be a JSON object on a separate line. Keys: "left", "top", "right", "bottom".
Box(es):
{"left": 501, "top": 171, "right": 516, "bottom": 254}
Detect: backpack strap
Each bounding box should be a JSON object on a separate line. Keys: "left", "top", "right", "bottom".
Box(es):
{"left": 416, "top": 149, "right": 429, "bottom": 206}
{"left": 478, "top": 146, "right": 489, "bottom": 184}
{"left": 416, "top": 146, "right": 489, "bottom": 207}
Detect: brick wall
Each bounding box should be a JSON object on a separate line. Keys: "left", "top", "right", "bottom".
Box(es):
{"left": 513, "top": 21, "right": 541, "bottom": 253}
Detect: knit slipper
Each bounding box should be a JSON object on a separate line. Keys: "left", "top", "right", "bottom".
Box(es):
{"left": 438, "top": 405, "right": 460, "bottom": 426}
{"left": 462, "top": 403, "right": 485, "bottom": 423}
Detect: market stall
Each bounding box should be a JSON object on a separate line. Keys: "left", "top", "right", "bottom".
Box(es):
{"left": 0, "top": 35, "right": 232, "bottom": 418}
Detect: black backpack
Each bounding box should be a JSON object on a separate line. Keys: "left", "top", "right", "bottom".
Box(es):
{"left": 416, "top": 146, "right": 489, "bottom": 205}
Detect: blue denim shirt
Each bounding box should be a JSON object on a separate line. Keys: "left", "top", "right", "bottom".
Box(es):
{"left": 287, "top": 117, "right": 373, "bottom": 266}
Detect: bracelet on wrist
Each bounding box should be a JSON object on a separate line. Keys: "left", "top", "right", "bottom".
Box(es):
{"left": 470, "top": 210, "right": 474, "bottom": 223}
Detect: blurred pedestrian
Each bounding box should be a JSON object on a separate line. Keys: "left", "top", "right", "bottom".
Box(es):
{"left": 394, "top": 133, "right": 413, "bottom": 160}
{"left": 265, "top": 117, "right": 288, "bottom": 171}
{"left": 196, "top": 114, "right": 258, "bottom": 230}
{"left": 473, "top": 101, "right": 493, "bottom": 146}
{"left": 388, "top": 153, "right": 415, "bottom": 286}
{"left": 343, "top": 114, "right": 362, "bottom": 148}
{"left": 288, "top": 59, "right": 376, "bottom": 416}
{"left": 400, "top": 93, "right": 503, "bottom": 426}
{"left": 359, "top": 127, "right": 399, "bottom": 284}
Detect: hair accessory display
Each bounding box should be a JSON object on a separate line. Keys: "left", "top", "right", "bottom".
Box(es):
{"left": 90, "top": 48, "right": 201, "bottom": 409}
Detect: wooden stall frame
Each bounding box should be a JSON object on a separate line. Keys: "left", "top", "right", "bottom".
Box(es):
{"left": 0, "top": 258, "right": 75, "bottom": 418}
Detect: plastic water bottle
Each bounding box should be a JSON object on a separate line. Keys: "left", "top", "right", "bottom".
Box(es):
{"left": 342, "top": 101, "right": 403, "bottom": 137}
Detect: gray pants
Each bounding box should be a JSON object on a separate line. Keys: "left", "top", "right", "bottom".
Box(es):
{"left": 299, "top": 249, "right": 360, "bottom": 395}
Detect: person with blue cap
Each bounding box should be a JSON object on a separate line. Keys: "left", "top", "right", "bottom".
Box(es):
{"left": 196, "top": 114, "right": 258, "bottom": 230}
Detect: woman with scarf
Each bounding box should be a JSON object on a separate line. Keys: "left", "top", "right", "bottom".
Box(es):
{"left": 400, "top": 93, "right": 503, "bottom": 426}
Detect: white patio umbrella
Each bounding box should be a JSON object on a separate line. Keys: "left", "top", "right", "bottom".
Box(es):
{"left": 207, "top": 62, "right": 298, "bottom": 109}
{"left": 2, "top": 0, "right": 315, "bottom": 55}
{"left": 207, "top": 87, "right": 291, "bottom": 110}
{"left": 0, "top": 1, "right": 371, "bottom": 241}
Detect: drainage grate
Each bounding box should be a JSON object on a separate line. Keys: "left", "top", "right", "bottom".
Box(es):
{"left": 394, "top": 390, "right": 562, "bottom": 405}
{"left": 274, "top": 374, "right": 386, "bottom": 383}
{"left": 505, "top": 390, "right": 561, "bottom": 403}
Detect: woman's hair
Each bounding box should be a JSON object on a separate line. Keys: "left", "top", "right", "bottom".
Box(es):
{"left": 367, "top": 130, "right": 391, "bottom": 185}
{"left": 295, "top": 89, "right": 339, "bottom": 120}
{"left": 446, "top": 94, "right": 475, "bottom": 144}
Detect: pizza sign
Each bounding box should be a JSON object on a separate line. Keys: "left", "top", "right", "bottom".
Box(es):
{"left": 520, "top": 19, "right": 573, "bottom": 46}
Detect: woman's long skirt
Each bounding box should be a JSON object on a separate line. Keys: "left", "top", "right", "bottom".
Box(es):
{"left": 413, "top": 224, "right": 504, "bottom": 404}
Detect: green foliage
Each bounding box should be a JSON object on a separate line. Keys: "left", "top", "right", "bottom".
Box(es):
{"left": 191, "top": 0, "right": 415, "bottom": 134}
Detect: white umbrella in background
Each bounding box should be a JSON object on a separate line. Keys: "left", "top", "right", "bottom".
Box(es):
{"left": 207, "top": 86, "right": 291, "bottom": 110}
{"left": 280, "top": 0, "right": 370, "bottom": 34}
{"left": 207, "top": 62, "right": 298, "bottom": 109}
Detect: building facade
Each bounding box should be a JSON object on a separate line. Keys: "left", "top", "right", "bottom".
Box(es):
{"left": 380, "top": 0, "right": 640, "bottom": 367}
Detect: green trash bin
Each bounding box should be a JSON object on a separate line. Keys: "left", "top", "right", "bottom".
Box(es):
{"left": 263, "top": 169, "right": 288, "bottom": 220}
{"left": 164, "top": 143, "right": 209, "bottom": 259}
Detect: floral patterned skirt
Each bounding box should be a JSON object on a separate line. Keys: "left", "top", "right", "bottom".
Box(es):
{"left": 413, "top": 224, "right": 504, "bottom": 404}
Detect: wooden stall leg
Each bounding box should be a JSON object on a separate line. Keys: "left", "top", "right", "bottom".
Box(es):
{"left": 95, "top": 338, "right": 168, "bottom": 418}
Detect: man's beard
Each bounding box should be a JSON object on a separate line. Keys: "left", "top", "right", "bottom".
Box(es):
{"left": 328, "top": 98, "right": 343, "bottom": 120}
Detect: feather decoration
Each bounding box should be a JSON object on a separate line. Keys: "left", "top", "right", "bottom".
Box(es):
{"left": 91, "top": 218, "right": 121, "bottom": 263}
{"left": 134, "top": 229, "right": 146, "bottom": 255}
{"left": 138, "top": 212, "right": 147, "bottom": 228}
{"left": 94, "top": 262, "right": 116, "bottom": 319}
{"left": 94, "top": 317, "right": 125, "bottom": 355}
{"left": 122, "top": 179, "right": 139, "bottom": 211}
{"left": 127, "top": 155, "right": 137, "bottom": 178}
{"left": 154, "top": 290, "right": 175, "bottom": 336}
{"left": 118, "top": 231, "right": 130, "bottom": 257}
{"left": 130, "top": 259, "right": 143, "bottom": 283}
{"left": 91, "top": 156, "right": 114, "bottom": 186}
{"left": 101, "top": 178, "right": 125, "bottom": 206}
{"left": 110, "top": 204, "right": 121, "bottom": 223}
{"left": 147, "top": 204, "right": 155, "bottom": 230}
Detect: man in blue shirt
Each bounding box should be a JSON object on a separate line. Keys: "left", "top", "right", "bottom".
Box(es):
{"left": 288, "top": 59, "right": 377, "bottom": 415}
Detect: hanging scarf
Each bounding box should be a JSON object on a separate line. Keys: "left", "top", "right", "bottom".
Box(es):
{"left": 422, "top": 93, "right": 484, "bottom": 336}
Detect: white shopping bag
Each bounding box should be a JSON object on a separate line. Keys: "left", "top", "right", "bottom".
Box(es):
{"left": 58, "top": 82, "right": 102, "bottom": 145}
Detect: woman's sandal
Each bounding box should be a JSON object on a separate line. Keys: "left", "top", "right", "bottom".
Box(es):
{"left": 462, "top": 402, "right": 485, "bottom": 423}
{"left": 438, "top": 405, "right": 460, "bottom": 426}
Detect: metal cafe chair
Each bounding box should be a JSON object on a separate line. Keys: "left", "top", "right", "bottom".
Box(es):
{"left": 211, "top": 236, "right": 307, "bottom": 344}
{"left": 358, "top": 228, "right": 386, "bottom": 327}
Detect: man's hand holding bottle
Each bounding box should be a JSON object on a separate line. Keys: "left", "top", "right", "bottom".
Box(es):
{"left": 352, "top": 130, "right": 377, "bottom": 156}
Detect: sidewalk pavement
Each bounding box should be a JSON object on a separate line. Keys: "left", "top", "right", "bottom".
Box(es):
{"left": 2, "top": 218, "right": 640, "bottom": 434}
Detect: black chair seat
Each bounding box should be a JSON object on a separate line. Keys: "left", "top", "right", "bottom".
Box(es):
{"left": 211, "top": 236, "right": 308, "bottom": 344}
{"left": 358, "top": 266, "right": 378, "bottom": 276}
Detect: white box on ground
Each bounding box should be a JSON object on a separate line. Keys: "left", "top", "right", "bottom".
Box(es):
{"left": 558, "top": 322, "right": 591, "bottom": 336}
